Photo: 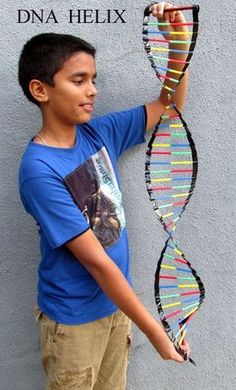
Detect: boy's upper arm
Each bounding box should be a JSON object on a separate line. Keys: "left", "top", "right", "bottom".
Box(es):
{"left": 89, "top": 105, "right": 146, "bottom": 157}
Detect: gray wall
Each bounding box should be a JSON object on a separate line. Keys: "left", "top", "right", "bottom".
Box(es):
{"left": 0, "top": 0, "right": 235, "bottom": 389}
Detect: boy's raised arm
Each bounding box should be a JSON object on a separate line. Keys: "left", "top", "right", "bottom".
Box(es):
{"left": 145, "top": 2, "right": 189, "bottom": 131}
{"left": 66, "top": 229, "right": 188, "bottom": 363}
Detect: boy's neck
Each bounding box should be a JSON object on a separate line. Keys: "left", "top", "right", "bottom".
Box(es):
{"left": 36, "top": 120, "right": 77, "bottom": 148}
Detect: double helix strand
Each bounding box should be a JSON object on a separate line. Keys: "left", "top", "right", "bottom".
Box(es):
{"left": 143, "top": 4, "right": 205, "bottom": 364}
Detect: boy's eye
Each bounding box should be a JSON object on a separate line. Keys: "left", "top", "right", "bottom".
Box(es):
{"left": 73, "top": 79, "right": 96, "bottom": 85}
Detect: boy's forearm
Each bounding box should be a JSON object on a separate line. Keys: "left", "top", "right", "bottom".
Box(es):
{"left": 66, "top": 228, "right": 185, "bottom": 361}
{"left": 87, "top": 254, "right": 175, "bottom": 354}
{"left": 145, "top": 41, "right": 189, "bottom": 130}
{"left": 159, "top": 41, "right": 189, "bottom": 110}
{"left": 66, "top": 230, "right": 169, "bottom": 347}
{"left": 87, "top": 253, "right": 159, "bottom": 335}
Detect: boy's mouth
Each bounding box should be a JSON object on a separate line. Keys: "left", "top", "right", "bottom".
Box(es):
{"left": 79, "top": 103, "right": 94, "bottom": 113}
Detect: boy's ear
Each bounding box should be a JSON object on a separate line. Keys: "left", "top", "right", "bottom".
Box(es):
{"left": 29, "top": 79, "right": 49, "bottom": 104}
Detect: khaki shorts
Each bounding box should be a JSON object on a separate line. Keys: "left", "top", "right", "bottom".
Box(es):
{"left": 34, "top": 306, "right": 132, "bottom": 390}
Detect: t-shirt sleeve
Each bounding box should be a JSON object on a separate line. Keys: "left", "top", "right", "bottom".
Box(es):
{"left": 88, "top": 105, "right": 147, "bottom": 158}
{"left": 20, "top": 175, "right": 90, "bottom": 249}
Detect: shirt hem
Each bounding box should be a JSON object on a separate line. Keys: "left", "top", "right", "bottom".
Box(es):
{"left": 37, "top": 300, "right": 118, "bottom": 325}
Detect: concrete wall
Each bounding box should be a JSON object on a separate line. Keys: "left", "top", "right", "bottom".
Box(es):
{"left": 0, "top": 0, "right": 235, "bottom": 389}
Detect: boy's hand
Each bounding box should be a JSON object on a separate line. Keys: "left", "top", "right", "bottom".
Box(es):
{"left": 150, "top": 333, "right": 184, "bottom": 362}
{"left": 149, "top": 2, "right": 189, "bottom": 41}
{"left": 147, "top": 324, "right": 191, "bottom": 363}
{"left": 180, "top": 337, "right": 191, "bottom": 359}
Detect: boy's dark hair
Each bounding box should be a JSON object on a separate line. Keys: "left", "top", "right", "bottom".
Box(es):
{"left": 18, "top": 33, "right": 96, "bottom": 106}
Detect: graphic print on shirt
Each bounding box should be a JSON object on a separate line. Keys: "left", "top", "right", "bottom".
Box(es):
{"left": 64, "top": 147, "right": 126, "bottom": 248}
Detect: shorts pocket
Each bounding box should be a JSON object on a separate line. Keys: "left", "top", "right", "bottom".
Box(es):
{"left": 34, "top": 305, "right": 66, "bottom": 343}
{"left": 126, "top": 333, "right": 132, "bottom": 366}
{"left": 52, "top": 322, "right": 66, "bottom": 343}
{"left": 34, "top": 305, "right": 43, "bottom": 322}
{"left": 52, "top": 367, "right": 93, "bottom": 389}
{"left": 127, "top": 333, "right": 132, "bottom": 349}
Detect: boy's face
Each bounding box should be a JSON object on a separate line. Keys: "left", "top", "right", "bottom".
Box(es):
{"left": 45, "top": 51, "right": 97, "bottom": 125}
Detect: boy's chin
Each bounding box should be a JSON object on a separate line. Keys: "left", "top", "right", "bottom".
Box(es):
{"left": 77, "top": 112, "right": 92, "bottom": 124}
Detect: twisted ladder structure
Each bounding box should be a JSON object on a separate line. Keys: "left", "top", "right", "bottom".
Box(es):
{"left": 143, "top": 4, "right": 205, "bottom": 364}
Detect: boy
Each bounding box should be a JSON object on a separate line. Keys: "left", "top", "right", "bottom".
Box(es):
{"left": 18, "top": 3, "right": 190, "bottom": 389}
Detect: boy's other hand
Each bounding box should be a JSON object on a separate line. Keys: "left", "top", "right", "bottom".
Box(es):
{"left": 149, "top": 2, "right": 189, "bottom": 41}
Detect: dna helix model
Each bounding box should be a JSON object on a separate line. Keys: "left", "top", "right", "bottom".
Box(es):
{"left": 143, "top": 3, "right": 205, "bottom": 364}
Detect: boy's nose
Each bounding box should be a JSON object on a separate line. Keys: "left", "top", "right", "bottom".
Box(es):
{"left": 87, "top": 81, "right": 97, "bottom": 97}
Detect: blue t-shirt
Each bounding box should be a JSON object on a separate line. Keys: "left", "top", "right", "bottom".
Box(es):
{"left": 19, "top": 105, "right": 146, "bottom": 325}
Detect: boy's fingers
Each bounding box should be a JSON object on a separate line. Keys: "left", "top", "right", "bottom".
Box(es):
{"left": 170, "top": 10, "right": 176, "bottom": 23}
{"left": 163, "top": 4, "right": 173, "bottom": 23}
{"left": 181, "top": 342, "right": 191, "bottom": 357}
{"left": 150, "top": 3, "right": 178, "bottom": 24}
{"left": 150, "top": 2, "right": 167, "bottom": 18}
{"left": 182, "top": 337, "right": 187, "bottom": 345}
{"left": 174, "top": 351, "right": 185, "bottom": 363}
